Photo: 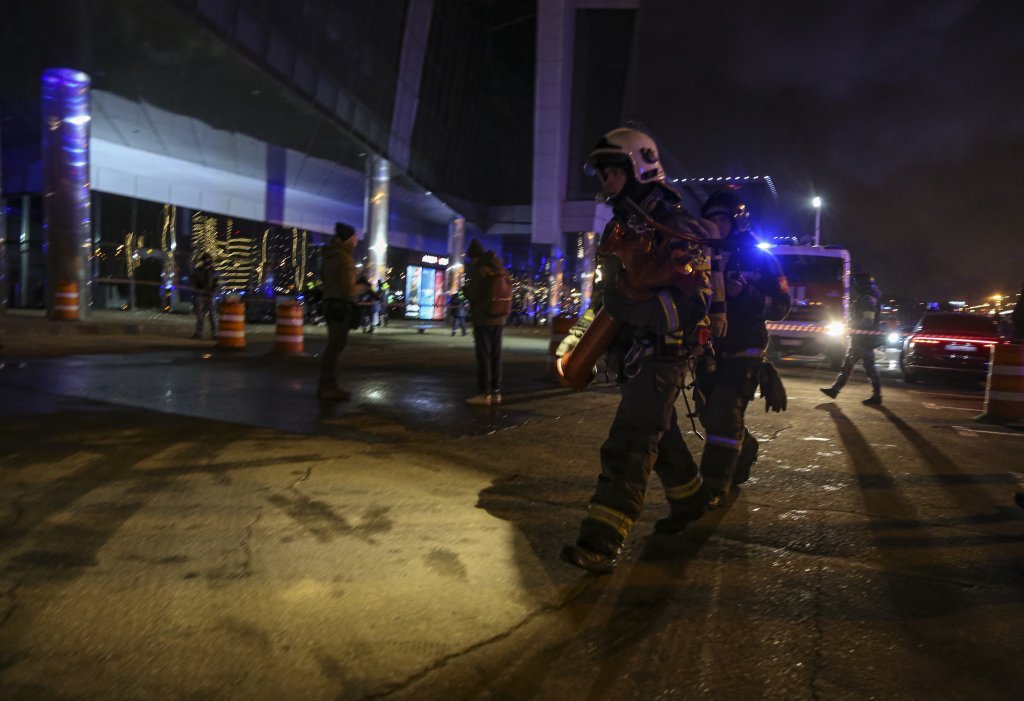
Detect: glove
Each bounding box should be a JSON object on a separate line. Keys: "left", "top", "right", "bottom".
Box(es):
{"left": 758, "top": 362, "right": 787, "bottom": 412}
{"left": 555, "top": 330, "right": 582, "bottom": 358}
{"left": 710, "top": 312, "right": 728, "bottom": 338}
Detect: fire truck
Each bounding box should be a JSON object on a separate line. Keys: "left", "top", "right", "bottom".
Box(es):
{"left": 764, "top": 244, "right": 851, "bottom": 367}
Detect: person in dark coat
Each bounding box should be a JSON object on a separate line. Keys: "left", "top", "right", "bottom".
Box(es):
{"left": 191, "top": 253, "right": 220, "bottom": 339}
{"left": 821, "top": 272, "right": 884, "bottom": 405}
{"left": 461, "top": 239, "right": 508, "bottom": 405}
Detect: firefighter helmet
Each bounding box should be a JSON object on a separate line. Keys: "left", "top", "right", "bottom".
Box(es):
{"left": 700, "top": 190, "right": 750, "bottom": 233}
{"left": 587, "top": 128, "right": 665, "bottom": 184}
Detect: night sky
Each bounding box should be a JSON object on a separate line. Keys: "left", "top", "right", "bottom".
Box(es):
{"left": 634, "top": 0, "right": 1024, "bottom": 303}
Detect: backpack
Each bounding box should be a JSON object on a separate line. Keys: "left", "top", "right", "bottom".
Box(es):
{"left": 486, "top": 270, "right": 513, "bottom": 317}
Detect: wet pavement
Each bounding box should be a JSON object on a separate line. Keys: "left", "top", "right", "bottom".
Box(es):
{"left": 2, "top": 317, "right": 1023, "bottom": 700}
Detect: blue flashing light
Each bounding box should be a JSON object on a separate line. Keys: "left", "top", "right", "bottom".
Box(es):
{"left": 756, "top": 242, "right": 774, "bottom": 250}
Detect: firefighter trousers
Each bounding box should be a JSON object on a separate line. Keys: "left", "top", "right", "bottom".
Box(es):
{"left": 832, "top": 341, "right": 881, "bottom": 396}
{"left": 577, "top": 359, "right": 704, "bottom": 555}
{"left": 698, "top": 358, "right": 761, "bottom": 493}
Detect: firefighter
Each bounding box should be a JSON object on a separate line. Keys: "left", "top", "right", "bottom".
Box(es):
{"left": 677, "top": 190, "right": 791, "bottom": 517}
{"left": 560, "top": 127, "right": 723, "bottom": 574}
{"left": 820, "top": 272, "right": 884, "bottom": 405}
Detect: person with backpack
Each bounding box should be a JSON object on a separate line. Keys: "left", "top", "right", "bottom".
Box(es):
{"left": 462, "top": 238, "right": 511, "bottom": 406}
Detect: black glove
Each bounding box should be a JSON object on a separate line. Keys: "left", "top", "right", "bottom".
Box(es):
{"left": 758, "top": 362, "right": 787, "bottom": 412}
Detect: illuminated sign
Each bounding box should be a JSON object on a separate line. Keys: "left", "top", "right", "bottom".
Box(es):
{"left": 421, "top": 255, "right": 450, "bottom": 266}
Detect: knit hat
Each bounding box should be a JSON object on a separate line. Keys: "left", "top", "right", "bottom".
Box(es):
{"left": 334, "top": 222, "right": 356, "bottom": 241}
{"left": 467, "top": 238, "right": 484, "bottom": 259}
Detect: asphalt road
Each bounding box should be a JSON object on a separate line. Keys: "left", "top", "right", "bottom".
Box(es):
{"left": 1, "top": 325, "right": 1022, "bottom": 700}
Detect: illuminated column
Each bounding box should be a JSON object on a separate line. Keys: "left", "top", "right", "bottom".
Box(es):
{"left": 548, "top": 255, "right": 564, "bottom": 321}
{"left": 446, "top": 215, "right": 465, "bottom": 293}
{"left": 42, "top": 68, "right": 91, "bottom": 320}
{"left": 363, "top": 155, "right": 390, "bottom": 283}
{"left": 580, "top": 230, "right": 597, "bottom": 313}
{"left": 19, "top": 195, "right": 30, "bottom": 307}
{"left": 160, "top": 205, "right": 177, "bottom": 310}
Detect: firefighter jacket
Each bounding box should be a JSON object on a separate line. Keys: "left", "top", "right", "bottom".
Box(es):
{"left": 599, "top": 183, "right": 712, "bottom": 359}
{"left": 716, "top": 231, "right": 792, "bottom": 355}
{"left": 850, "top": 281, "right": 883, "bottom": 348}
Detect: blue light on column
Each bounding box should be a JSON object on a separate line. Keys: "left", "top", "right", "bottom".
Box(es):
{"left": 42, "top": 68, "right": 92, "bottom": 319}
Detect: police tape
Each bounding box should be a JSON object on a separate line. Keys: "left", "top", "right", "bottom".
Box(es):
{"left": 765, "top": 321, "right": 887, "bottom": 336}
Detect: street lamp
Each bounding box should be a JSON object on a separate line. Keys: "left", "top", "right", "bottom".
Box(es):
{"left": 812, "top": 196, "right": 822, "bottom": 246}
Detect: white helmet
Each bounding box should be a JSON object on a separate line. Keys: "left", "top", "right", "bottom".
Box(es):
{"left": 588, "top": 127, "right": 665, "bottom": 184}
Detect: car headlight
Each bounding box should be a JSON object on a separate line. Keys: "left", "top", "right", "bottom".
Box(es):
{"left": 825, "top": 322, "right": 845, "bottom": 337}
{"left": 887, "top": 332, "right": 899, "bottom": 344}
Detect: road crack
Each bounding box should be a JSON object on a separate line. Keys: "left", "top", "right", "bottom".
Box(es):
{"left": 0, "top": 581, "right": 20, "bottom": 632}
{"left": 237, "top": 509, "right": 263, "bottom": 579}
{"left": 362, "top": 579, "right": 599, "bottom": 700}
{"left": 289, "top": 466, "right": 314, "bottom": 491}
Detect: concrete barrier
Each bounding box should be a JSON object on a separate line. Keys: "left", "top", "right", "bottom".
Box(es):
{"left": 978, "top": 342, "right": 1024, "bottom": 424}
{"left": 274, "top": 301, "right": 304, "bottom": 354}
{"left": 217, "top": 298, "right": 246, "bottom": 349}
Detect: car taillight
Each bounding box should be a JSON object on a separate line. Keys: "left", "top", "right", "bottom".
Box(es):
{"left": 911, "top": 334, "right": 996, "bottom": 345}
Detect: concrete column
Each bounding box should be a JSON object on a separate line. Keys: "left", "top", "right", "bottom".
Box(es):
{"left": 42, "top": 68, "right": 91, "bottom": 320}
{"left": 580, "top": 230, "right": 597, "bottom": 313}
{"left": 446, "top": 215, "right": 465, "bottom": 293}
{"left": 363, "top": 155, "right": 389, "bottom": 283}
{"left": 531, "top": 0, "right": 574, "bottom": 248}
{"left": 389, "top": 0, "right": 434, "bottom": 171}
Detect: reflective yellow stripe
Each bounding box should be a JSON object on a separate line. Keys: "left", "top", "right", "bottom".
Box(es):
{"left": 665, "top": 475, "right": 703, "bottom": 500}
{"left": 657, "top": 290, "right": 680, "bottom": 332}
{"left": 585, "top": 503, "right": 633, "bottom": 539}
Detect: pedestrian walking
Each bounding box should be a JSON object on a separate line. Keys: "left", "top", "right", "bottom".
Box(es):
{"left": 190, "top": 253, "right": 219, "bottom": 339}
{"left": 449, "top": 292, "right": 468, "bottom": 336}
{"left": 462, "top": 238, "right": 510, "bottom": 405}
{"left": 821, "top": 272, "right": 884, "bottom": 406}
{"left": 689, "top": 190, "right": 792, "bottom": 513}
{"left": 317, "top": 222, "right": 362, "bottom": 400}
{"left": 355, "top": 275, "right": 378, "bottom": 334}
{"left": 560, "top": 127, "right": 724, "bottom": 574}
{"left": 375, "top": 280, "right": 389, "bottom": 327}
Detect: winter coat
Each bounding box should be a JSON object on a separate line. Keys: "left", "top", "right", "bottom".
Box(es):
{"left": 321, "top": 240, "right": 356, "bottom": 300}
{"left": 463, "top": 251, "right": 508, "bottom": 326}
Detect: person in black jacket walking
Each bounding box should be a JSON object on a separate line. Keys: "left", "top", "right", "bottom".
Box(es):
{"left": 821, "top": 272, "right": 884, "bottom": 405}
{"left": 190, "top": 253, "right": 219, "bottom": 339}
{"left": 684, "top": 190, "right": 792, "bottom": 514}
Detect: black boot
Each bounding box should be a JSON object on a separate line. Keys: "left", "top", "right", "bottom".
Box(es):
{"left": 656, "top": 485, "right": 711, "bottom": 533}
{"left": 654, "top": 508, "right": 705, "bottom": 534}
{"left": 560, "top": 543, "right": 619, "bottom": 574}
{"left": 819, "top": 386, "right": 839, "bottom": 399}
{"left": 862, "top": 394, "right": 882, "bottom": 405}
{"left": 734, "top": 440, "right": 758, "bottom": 486}
{"left": 705, "top": 488, "right": 728, "bottom": 511}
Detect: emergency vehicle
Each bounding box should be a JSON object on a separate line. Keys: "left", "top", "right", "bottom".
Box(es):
{"left": 764, "top": 244, "right": 851, "bottom": 367}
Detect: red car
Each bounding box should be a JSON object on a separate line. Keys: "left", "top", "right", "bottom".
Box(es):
{"left": 900, "top": 312, "right": 1003, "bottom": 383}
